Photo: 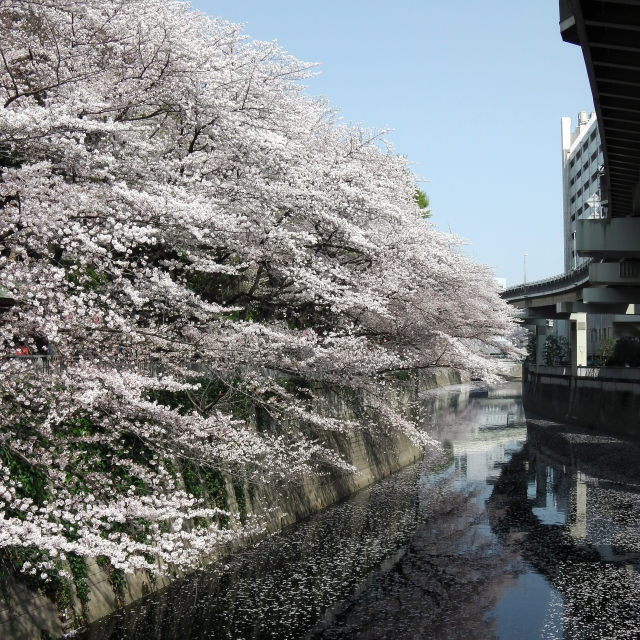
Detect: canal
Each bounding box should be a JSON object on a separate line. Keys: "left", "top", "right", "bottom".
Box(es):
{"left": 85, "top": 382, "right": 640, "bottom": 640}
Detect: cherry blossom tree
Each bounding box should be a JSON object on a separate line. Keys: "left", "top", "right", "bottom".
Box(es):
{"left": 0, "top": 0, "right": 517, "bottom": 600}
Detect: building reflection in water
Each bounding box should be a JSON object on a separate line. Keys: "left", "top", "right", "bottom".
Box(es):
{"left": 84, "top": 382, "right": 640, "bottom": 640}
{"left": 489, "top": 413, "right": 640, "bottom": 639}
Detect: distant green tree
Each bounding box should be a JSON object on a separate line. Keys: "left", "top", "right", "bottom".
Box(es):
{"left": 595, "top": 337, "right": 616, "bottom": 366}
{"left": 526, "top": 331, "right": 537, "bottom": 363}
{"left": 543, "top": 335, "right": 570, "bottom": 366}
{"left": 608, "top": 335, "right": 640, "bottom": 367}
{"left": 414, "top": 189, "right": 431, "bottom": 218}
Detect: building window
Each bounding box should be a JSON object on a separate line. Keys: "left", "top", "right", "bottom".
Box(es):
{"left": 591, "top": 151, "right": 597, "bottom": 162}
{"left": 576, "top": 150, "right": 582, "bottom": 160}
{"left": 570, "top": 158, "right": 575, "bottom": 169}
{"left": 577, "top": 187, "right": 583, "bottom": 197}
{"left": 590, "top": 130, "right": 597, "bottom": 142}
{"left": 571, "top": 195, "right": 576, "bottom": 203}
{"left": 583, "top": 162, "right": 589, "bottom": 172}
{"left": 583, "top": 140, "right": 589, "bottom": 152}
{"left": 576, "top": 169, "right": 582, "bottom": 179}
{"left": 620, "top": 261, "right": 638, "bottom": 277}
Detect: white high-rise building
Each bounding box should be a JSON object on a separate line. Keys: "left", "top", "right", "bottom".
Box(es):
{"left": 558, "top": 113, "right": 613, "bottom": 364}
{"left": 561, "top": 111, "right": 603, "bottom": 273}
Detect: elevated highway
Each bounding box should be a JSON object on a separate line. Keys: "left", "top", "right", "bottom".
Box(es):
{"left": 560, "top": 0, "right": 640, "bottom": 218}
{"left": 502, "top": 1, "right": 640, "bottom": 370}
{"left": 503, "top": 258, "right": 640, "bottom": 317}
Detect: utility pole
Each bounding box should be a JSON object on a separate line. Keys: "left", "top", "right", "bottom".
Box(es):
{"left": 524, "top": 254, "right": 528, "bottom": 286}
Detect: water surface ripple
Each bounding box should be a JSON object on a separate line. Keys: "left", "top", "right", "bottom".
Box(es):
{"left": 86, "top": 382, "right": 640, "bottom": 639}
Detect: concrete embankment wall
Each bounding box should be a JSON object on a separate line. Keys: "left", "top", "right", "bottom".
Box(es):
{"left": 523, "top": 364, "right": 640, "bottom": 438}
{"left": 0, "top": 368, "right": 466, "bottom": 640}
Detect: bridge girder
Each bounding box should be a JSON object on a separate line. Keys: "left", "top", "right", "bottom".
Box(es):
{"left": 562, "top": 0, "right": 640, "bottom": 217}
{"left": 577, "top": 218, "right": 640, "bottom": 259}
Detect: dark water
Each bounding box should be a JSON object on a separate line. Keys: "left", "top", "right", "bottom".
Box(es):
{"left": 85, "top": 382, "right": 640, "bottom": 640}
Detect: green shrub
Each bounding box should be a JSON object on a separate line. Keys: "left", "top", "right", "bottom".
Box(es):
{"left": 526, "top": 331, "right": 537, "bottom": 363}
{"left": 68, "top": 553, "right": 90, "bottom": 608}
{"left": 595, "top": 337, "right": 616, "bottom": 366}
{"left": 96, "top": 557, "right": 126, "bottom": 609}
{"left": 543, "top": 335, "right": 569, "bottom": 366}
{"left": 608, "top": 335, "right": 640, "bottom": 367}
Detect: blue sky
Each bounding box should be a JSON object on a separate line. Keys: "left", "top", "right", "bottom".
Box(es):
{"left": 190, "top": 0, "right": 594, "bottom": 285}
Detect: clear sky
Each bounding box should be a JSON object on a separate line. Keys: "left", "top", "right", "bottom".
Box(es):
{"left": 189, "top": 0, "right": 594, "bottom": 285}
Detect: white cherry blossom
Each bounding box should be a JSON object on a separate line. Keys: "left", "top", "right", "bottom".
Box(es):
{"left": 0, "top": 0, "right": 517, "bottom": 577}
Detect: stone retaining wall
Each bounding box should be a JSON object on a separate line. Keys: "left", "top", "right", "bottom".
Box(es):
{"left": 0, "top": 368, "right": 467, "bottom": 639}
{"left": 523, "top": 363, "right": 640, "bottom": 438}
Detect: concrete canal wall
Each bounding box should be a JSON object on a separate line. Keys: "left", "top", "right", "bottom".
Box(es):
{"left": 523, "top": 363, "right": 640, "bottom": 438}
{"left": 0, "top": 368, "right": 467, "bottom": 640}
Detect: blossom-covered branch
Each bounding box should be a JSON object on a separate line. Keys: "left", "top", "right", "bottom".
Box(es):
{"left": 0, "top": 0, "right": 517, "bottom": 585}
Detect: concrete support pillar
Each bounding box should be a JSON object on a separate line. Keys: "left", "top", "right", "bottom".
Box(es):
{"left": 524, "top": 320, "right": 553, "bottom": 365}
{"left": 533, "top": 323, "right": 551, "bottom": 365}
{"left": 570, "top": 312, "right": 587, "bottom": 375}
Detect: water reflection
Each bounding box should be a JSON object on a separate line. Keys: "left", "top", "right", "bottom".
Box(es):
{"left": 85, "top": 382, "right": 640, "bottom": 639}
{"left": 313, "top": 383, "right": 530, "bottom": 639}
{"left": 489, "top": 419, "right": 640, "bottom": 639}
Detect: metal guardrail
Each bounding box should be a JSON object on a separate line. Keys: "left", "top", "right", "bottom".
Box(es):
{"left": 501, "top": 260, "right": 591, "bottom": 302}
{"left": 526, "top": 362, "right": 640, "bottom": 382}
{"left": 2, "top": 355, "right": 218, "bottom": 378}
{"left": 2, "top": 355, "right": 62, "bottom": 374}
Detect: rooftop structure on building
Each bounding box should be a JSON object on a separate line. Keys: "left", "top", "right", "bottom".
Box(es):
{"left": 561, "top": 112, "right": 603, "bottom": 273}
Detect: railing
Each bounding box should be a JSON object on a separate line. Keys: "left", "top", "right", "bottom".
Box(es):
{"left": 2, "top": 355, "right": 62, "bottom": 374}
{"left": 577, "top": 366, "right": 640, "bottom": 381}
{"left": 526, "top": 362, "right": 640, "bottom": 382}
{"left": 528, "top": 364, "right": 572, "bottom": 377}
{"left": 3, "top": 355, "right": 152, "bottom": 376}
{"left": 501, "top": 260, "right": 591, "bottom": 302}
{"left": 2, "top": 355, "right": 222, "bottom": 378}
